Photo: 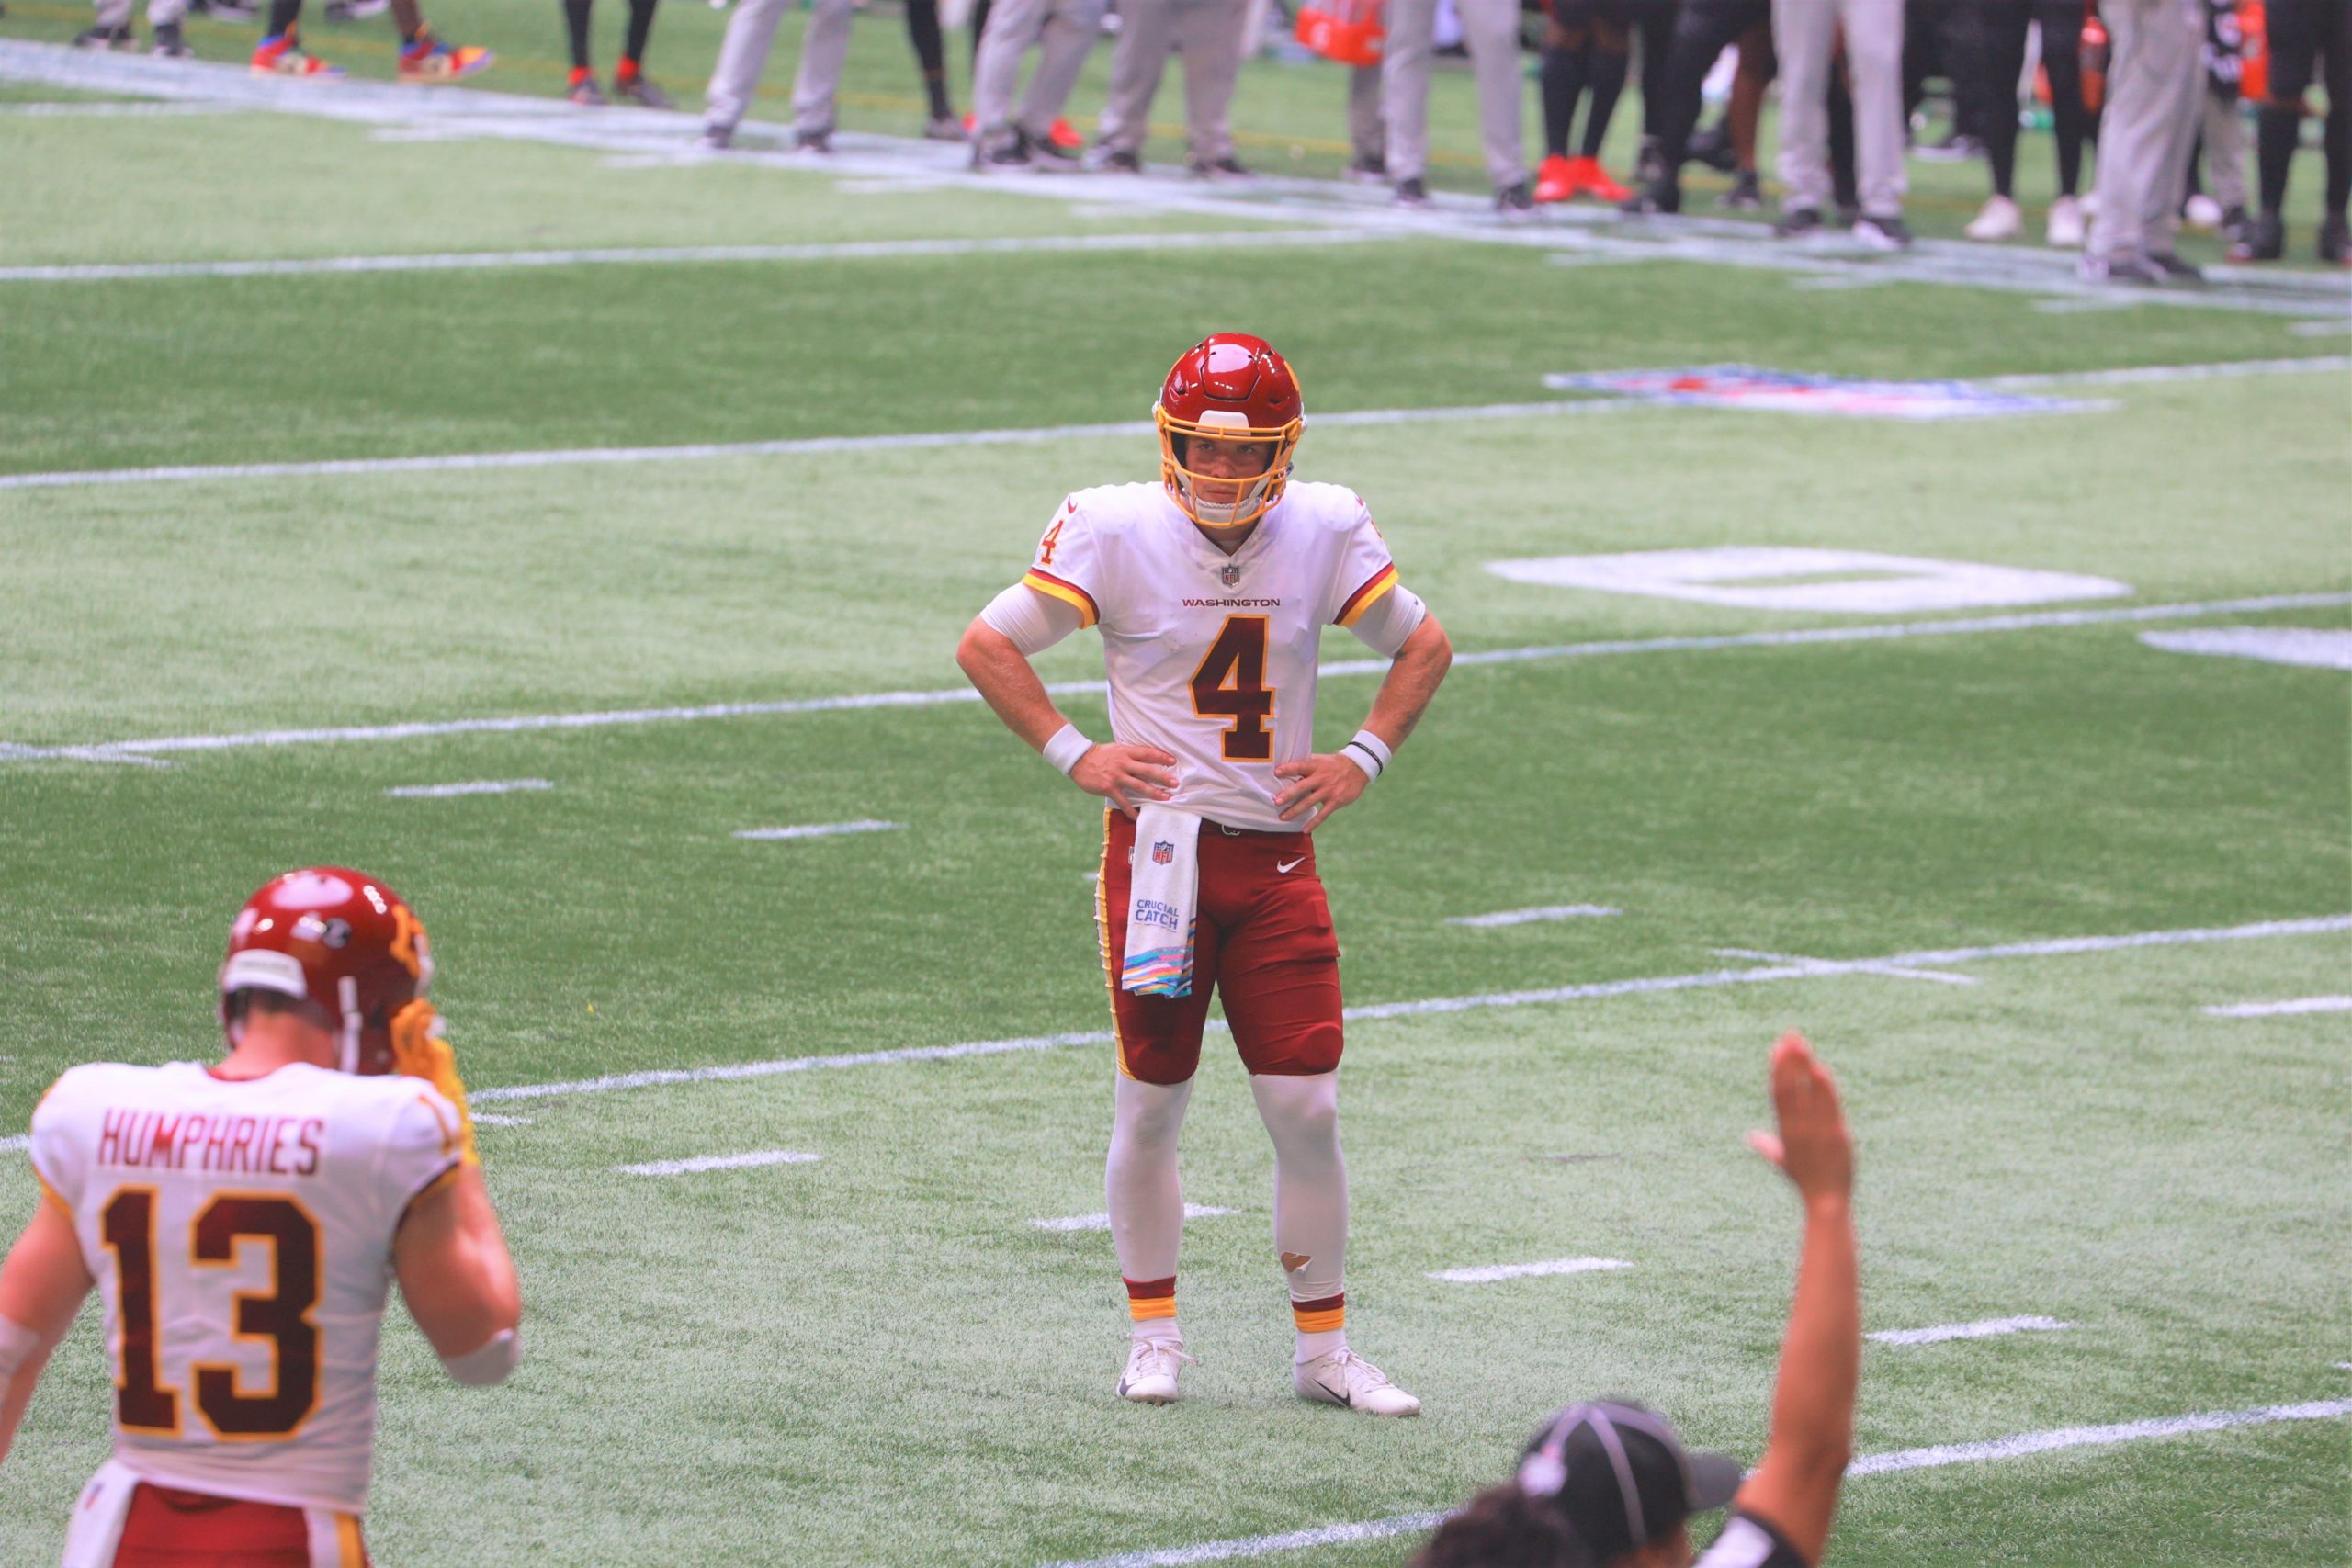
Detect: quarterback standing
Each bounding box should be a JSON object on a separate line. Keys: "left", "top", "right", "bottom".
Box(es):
{"left": 956, "top": 333, "right": 1452, "bottom": 1415}
{"left": 0, "top": 868, "right": 521, "bottom": 1566}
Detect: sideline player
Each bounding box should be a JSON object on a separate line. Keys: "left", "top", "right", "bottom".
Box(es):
{"left": 246, "top": 0, "right": 491, "bottom": 80}
{"left": 1413, "top": 1034, "right": 1859, "bottom": 1568}
{"left": 956, "top": 333, "right": 1453, "bottom": 1415}
{"left": 0, "top": 867, "right": 521, "bottom": 1565}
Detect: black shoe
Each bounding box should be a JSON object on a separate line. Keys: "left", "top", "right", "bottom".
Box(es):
{"left": 1091, "top": 147, "right": 1142, "bottom": 174}
{"left": 1343, "top": 153, "right": 1387, "bottom": 185}
{"left": 1392, "top": 175, "right": 1430, "bottom": 209}
{"left": 1684, "top": 120, "right": 1736, "bottom": 174}
{"left": 698, "top": 122, "right": 734, "bottom": 152}
{"left": 1620, "top": 176, "right": 1679, "bottom": 215}
{"left": 2146, "top": 249, "right": 2202, "bottom": 284}
{"left": 2080, "top": 250, "right": 2167, "bottom": 286}
{"left": 978, "top": 128, "right": 1032, "bottom": 170}
{"left": 2227, "top": 209, "right": 2285, "bottom": 262}
{"left": 2320, "top": 216, "right": 2350, "bottom": 265}
{"left": 1852, "top": 212, "right": 1913, "bottom": 251}
{"left": 1773, "top": 206, "right": 1825, "bottom": 239}
{"left": 1720, "top": 170, "right": 1762, "bottom": 210}
{"left": 74, "top": 22, "right": 135, "bottom": 48}
{"left": 2219, "top": 204, "right": 2252, "bottom": 246}
{"left": 1027, "top": 130, "right": 1082, "bottom": 170}
{"left": 1188, "top": 155, "right": 1251, "bottom": 180}
{"left": 794, "top": 129, "right": 831, "bottom": 153}
{"left": 1494, "top": 179, "right": 1535, "bottom": 220}
{"left": 616, "top": 73, "right": 675, "bottom": 109}
{"left": 151, "top": 20, "right": 189, "bottom": 52}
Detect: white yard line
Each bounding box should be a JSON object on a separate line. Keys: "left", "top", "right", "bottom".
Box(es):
{"left": 1427, "top": 1257, "right": 1633, "bottom": 1283}
{"left": 1713, "top": 947, "right": 1980, "bottom": 987}
{"left": 1446, "top": 905, "right": 1622, "bottom": 928}
{"left": 9, "top": 592, "right": 2345, "bottom": 765}
{"left": 1868, "top": 1314, "right": 2075, "bottom": 1347}
{"left": 1983, "top": 355, "right": 2351, "bottom": 389}
{"left": 2202, "top": 996, "right": 2352, "bottom": 1019}
{"left": 0, "top": 396, "right": 1634, "bottom": 491}
{"left": 0, "top": 1134, "right": 28, "bottom": 1154}
{"left": 474, "top": 1114, "right": 534, "bottom": 1127}
{"left": 459, "top": 912, "right": 2352, "bottom": 1104}
{"left": 0, "top": 99, "right": 236, "bottom": 116}
{"left": 1032, "top": 1203, "right": 1235, "bottom": 1233}
{"left": 0, "top": 229, "right": 1393, "bottom": 285}
{"left": 1038, "top": 1400, "right": 2352, "bottom": 1568}
{"left": 734, "top": 820, "right": 904, "bottom": 840}
{"left": 616, "top": 1148, "right": 822, "bottom": 1176}
{"left": 383, "top": 778, "right": 552, "bottom": 798}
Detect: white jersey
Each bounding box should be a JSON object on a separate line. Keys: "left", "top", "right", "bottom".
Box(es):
{"left": 28, "top": 1061, "right": 464, "bottom": 1514}
{"left": 1020, "top": 480, "right": 1406, "bottom": 833}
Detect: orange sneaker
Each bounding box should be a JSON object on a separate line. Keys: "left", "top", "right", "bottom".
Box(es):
{"left": 251, "top": 29, "right": 343, "bottom": 75}
{"left": 1566, "top": 154, "right": 1629, "bottom": 203}
{"left": 1533, "top": 153, "right": 1577, "bottom": 204}
{"left": 397, "top": 27, "right": 493, "bottom": 83}
{"left": 1046, "top": 117, "right": 1082, "bottom": 151}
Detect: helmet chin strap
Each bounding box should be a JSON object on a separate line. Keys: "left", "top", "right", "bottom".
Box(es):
{"left": 337, "top": 975, "right": 362, "bottom": 1074}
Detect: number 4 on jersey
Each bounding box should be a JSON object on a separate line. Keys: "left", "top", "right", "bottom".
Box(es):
{"left": 1192, "top": 615, "right": 1274, "bottom": 761}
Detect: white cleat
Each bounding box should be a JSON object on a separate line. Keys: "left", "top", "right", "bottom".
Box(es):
{"left": 1293, "top": 1347, "right": 1421, "bottom": 1417}
{"left": 1118, "top": 1337, "right": 1196, "bottom": 1404}
{"left": 2046, "top": 194, "right": 2086, "bottom": 249}
{"left": 1964, "top": 194, "right": 2021, "bottom": 242}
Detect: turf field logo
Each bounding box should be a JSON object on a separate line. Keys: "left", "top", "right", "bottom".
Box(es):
{"left": 1151, "top": 840, "right": 1175, "bottom": 865}
{"left": 1542, "top": 366, "right": 2099, "bottom": 422}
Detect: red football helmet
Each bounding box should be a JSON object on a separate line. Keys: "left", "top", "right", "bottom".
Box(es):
{"left": 218, "top": 867, "right": 434, "bottom": 1076}
{"left": 1154, "top": 333, "right": 1306, "bottom": 531}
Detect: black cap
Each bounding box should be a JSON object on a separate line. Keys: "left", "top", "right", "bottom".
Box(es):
{"left": 1515, "top": 1401, "right": 1745, "bottom": 1560}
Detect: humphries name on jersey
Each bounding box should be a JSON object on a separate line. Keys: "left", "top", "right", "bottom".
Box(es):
{"left": 1005, "top": 479, "right": 1425, "bottom": 833}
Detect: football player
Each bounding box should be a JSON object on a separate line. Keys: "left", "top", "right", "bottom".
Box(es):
{"left": 956, "top": 333, "right": 1453, "bottom": 1416}
{"left": 1412, "top": 1034, "right": 1860, "bottom": 1568}
{"left": 0, "top": 868, "right": 521, "bottom": 1566}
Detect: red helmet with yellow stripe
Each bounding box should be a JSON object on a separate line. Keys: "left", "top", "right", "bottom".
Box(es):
{"left": 1154, "top": 333, "right": 1305, "bottom": 531}
{"left": 219, "top": 867, "right": 433, "bottom": 1076}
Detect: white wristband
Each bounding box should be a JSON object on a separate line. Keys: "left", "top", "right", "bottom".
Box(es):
{"left": 1042, "top": 723, "right": 1094, "bottom": 776}
{"left": 1341, "top": 729, "right": 1391, "bottom": 783}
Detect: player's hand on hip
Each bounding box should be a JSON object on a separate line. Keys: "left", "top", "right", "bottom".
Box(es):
{"left": 1273, "top": 753, "right": 1367, "bottom": 830}
{"left": 1746, "top": 1032, "right": 1853, "bottom": 1205}
{"left": 1072, "top": 743, "right": 1180, "bottom": 818}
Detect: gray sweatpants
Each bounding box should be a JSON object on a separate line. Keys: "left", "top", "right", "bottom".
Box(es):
{"left": 972, "top": 0, "right": 1109, "bottom": 144}
{"left": 1381, "top": 0, "right": 1525, "bottom": 189}
{"left": 1096, "top": 0, "right": 1250, "bottom": 162}
{"left": 92, "top": 0, "right": 185, "bottom": 31}
{"left": 706, "top": 0, "right": 854, "bottom": 136}
{"left": 1771, "top": 0, "right": 1906, "bottom": 219}
{"left": 2199, "top": 89, "right": 2247, "bottom": 213}
{"left": 2090, "top": 0, "right": 2202, "bottom": 258}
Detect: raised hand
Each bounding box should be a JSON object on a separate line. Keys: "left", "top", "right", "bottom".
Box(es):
{"left": 1746, "top": 1032, "right": 1853, "bottom": 1205}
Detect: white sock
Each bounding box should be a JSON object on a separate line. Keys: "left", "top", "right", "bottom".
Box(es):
{"left": 1134, "top": 1318, "right": 1183, "bottom": 1346}
{"left": 1107, "top": 1073, "right": 1193, "bottom": 1299}
{"left": 1250, "top": 1070, "right": 1351, "bottom": 1362}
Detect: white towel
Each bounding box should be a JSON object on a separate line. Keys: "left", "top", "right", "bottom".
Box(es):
{"left": 1122, "top": 807, "right": 1202, "bottom": 998}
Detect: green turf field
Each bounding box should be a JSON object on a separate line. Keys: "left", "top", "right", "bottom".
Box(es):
{"left": 2, "top": 22, "right": 2349, "bottom": 1568}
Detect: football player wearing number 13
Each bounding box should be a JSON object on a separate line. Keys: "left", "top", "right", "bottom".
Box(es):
{"left": 0, "top": 869, "right": 521, "bottom": 1567}
{"left": 957, "top": 333, "right": 1452, "bottom": 1416}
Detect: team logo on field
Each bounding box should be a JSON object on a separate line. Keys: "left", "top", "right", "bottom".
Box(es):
{"left": 1219, "top": 564, "right": 1243, "bottom": 587}
{"left": 1151, "top": 840, "right": 1175, "bottom": 865}
{"left": 1540, "top": 366, "right": 2099, "bottom": 422}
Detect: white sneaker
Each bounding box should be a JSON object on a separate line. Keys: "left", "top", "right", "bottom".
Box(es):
{"left": 1293, "top": 1347, "right": 1421, "bottom": 1417}
{"left": 1118, "top": 1337, "right": 1196, "bottom": 1404}
{"left": 2046, "top": 194, "right": 2086, "bottom": 248}
{"left": 1964, "top": 194, "right": 2021, "bottom": 242}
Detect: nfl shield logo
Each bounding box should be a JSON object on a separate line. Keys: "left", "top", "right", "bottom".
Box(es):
{"left": 1219, "top": 564, "right": 1242, "bottom": 587}
{"left": 1151, "top": 840, "right": 1175, "bottom": 865}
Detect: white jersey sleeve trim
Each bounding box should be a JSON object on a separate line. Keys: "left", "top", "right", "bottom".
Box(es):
{"left": 980, "top": 581, "right": 1088, "bottom": 656}
{"left": 1344, "top": 584, "right": 1427, "bottom": 658}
